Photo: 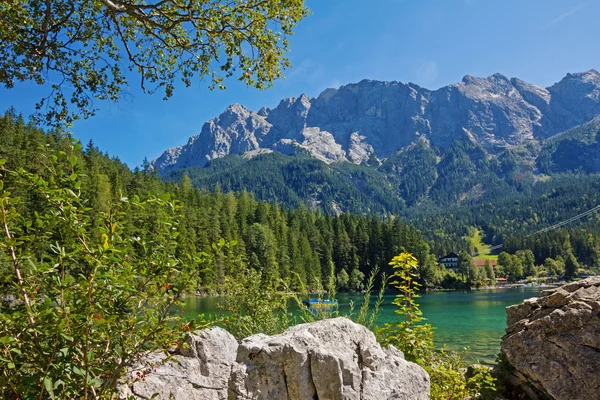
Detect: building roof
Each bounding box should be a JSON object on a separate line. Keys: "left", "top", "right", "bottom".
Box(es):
{"left": 473, "top": 258, "right": 497, "bottom": 267}
{"left": 439, "top": 252, "right": 458, "bottom": 260}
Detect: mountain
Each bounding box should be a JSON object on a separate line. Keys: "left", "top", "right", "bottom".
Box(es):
{"left": 154, "top": 70, "right": 600, "bottom": 214}
{"left": 154, "top": 70, "right": 600, "bottom": 172}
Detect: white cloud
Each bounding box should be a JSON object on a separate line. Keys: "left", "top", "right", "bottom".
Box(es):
{"left": 416, "top": 61, "right": 439, "bottom": 86}
{"left": 546, "top": 2, "right": 587, "bottom": 27}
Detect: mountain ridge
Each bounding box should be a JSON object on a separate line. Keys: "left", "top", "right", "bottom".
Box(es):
{"left": 153, "top": 69, "right": 600, "bottom": 174}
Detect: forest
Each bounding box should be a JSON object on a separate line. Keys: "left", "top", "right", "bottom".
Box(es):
{"left": 1, "top": 110, "right": 599, "bottom": 294}
{"left": 0, "top": 110, "right": 439, "bottom": 293}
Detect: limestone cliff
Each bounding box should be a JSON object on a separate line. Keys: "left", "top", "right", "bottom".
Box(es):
{"left": 153, "top": 70, "right": 600, "bottom": 174}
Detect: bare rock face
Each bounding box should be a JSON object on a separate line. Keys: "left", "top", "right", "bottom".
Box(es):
{"left": 153, "top": 70, "right": 600, "bottom": 174}
{"left": 121, "top": 318, "right": 430, "bottom": 400}
{"left": 120, "top": 327, "right": 238, "bottom": 400}
{"left": 500, "top": 277, "right": 600, "bottom": 400}
{"left": 229, "top": 317, "right": 430, "bottom": 400}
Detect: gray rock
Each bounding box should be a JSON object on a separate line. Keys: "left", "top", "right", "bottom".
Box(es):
{"left": 347, "top": 132, "right": 376, "bottom": 164}
{"left": 297, "top": 127, "right": 347, "bottom": 163}
{"left": 120, "top": 327, "right": 238, "bottom": 400}
{"left": 500, "top": 277, "right": 600, "bottom": 399}
{"left": 152, "top": 70, "right": 600, "bottom": 174}
{"left": 153, "top": 104, "right": 272, "bottom": 173}
{"left": 229, "top": 317, "right": 430, "bottom": 400}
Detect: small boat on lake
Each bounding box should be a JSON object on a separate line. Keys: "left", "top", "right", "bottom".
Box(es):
{"left": 302, "top": 298, "right": 338, "bottom": 308}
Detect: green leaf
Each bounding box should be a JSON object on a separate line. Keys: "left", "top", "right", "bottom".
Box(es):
{"left": 60, "top": 333, "right": 74, "bottom": 342}
{"left": 44, "top": 376, "right": 55, "bottom": 399}
{"left": 88, "top": 377, "right": 102, "bottom": 387}
{"left": 0, "top": 336, "right": 13, "bottom": 345}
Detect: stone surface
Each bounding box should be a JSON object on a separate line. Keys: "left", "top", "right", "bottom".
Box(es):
{"left": 121, "top": 318, "right": 429, "bottom": 400}
{"left": 120, "top": 327, "right": 238, "bottom": 400}
{"left": 500, "top": 277, "right": 600, "bottom": 400}
{"left": 152, "top": 70, "right": 600, "bottom": 174}
{"left": 229, "top": 317, "right": 430, "bottom": 400}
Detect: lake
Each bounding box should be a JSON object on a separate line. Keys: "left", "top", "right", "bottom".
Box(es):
{"left": 182, "top": 287, "right": 542, "bottom": 365}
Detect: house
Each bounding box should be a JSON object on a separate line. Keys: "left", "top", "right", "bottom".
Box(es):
{"left": 495, "top": 277, "right": 508, "bottom": 286}
{"left": 439, "top": 252, "right": 459, "bottom": 272}
{"left": 473, "top": 259, "right": 497, "bottom": 268}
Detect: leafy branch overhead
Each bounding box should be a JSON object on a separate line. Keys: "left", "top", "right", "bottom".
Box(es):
{"left": 0, "top": 0, "right": 309, "bottom": 125}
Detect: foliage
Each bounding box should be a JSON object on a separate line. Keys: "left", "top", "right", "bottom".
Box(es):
{"left": 484, "top": 260, "right": 496, "bottom": 286}
{"left": 378, "top": 253, "right": 497, "bottom": 400}
{"left": 166, "top": 152, "right": 402, "bottom": 215}
{"left": 537, "top": 120, "right": 600, "bottom": 174}
{"left": 378, "top": 253, "right": 434, "bottom": 363}
{"left": 543, "top": 257, "right": 564, "bottom": 276}
{"left": 0, "top": 143, "right": 199, "bottom": 398}
{"left": 498, "top": 251, "right": 524, "bottom": 282}
{"left": 0, "top": 0, "right": 309, "bottom": 125}
{"left": 220, "top": 262, "right": 290, "bottom": 339}
{"left": 164, "top": 137, "right": 600, "bottom": 264}
{"left": 0, "top": 110, "right": 439, "bottom": 294}
{"left": 350, "top": 266, "right": 389, "bottom": 331}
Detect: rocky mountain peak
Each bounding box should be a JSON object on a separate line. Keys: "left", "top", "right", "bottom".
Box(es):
{"left": 153, "top": 70, "right": 600, "bottom": 174}
{"left": 546, "top": 69, "right": 600, "bottom": 129}
{"left": 564, "top": 68, "right": 600, "bottom": 80}
{"left": 550, "top": 69, "right": 600, "bottom": 92}
{"left": 257, "top": 106, "right": 270, "bottom": 117}
{"left": 223, "top": 102, "right": 249, "bottom": 116}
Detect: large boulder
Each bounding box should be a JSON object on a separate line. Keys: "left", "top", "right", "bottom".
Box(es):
{"left": 119, "top": 327, "right": 238, "bottom": 400}
{"left": 500, "top": 277, "right": 600, "bottom": 399}
{"left": 121, "top": 318, "right": 430, "bottom": 399}
{"left": 229, "top": 317, "right": 430, "bottom": 400}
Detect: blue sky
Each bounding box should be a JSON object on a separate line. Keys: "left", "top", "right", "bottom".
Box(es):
{"left": 1, "top": 0, "right": 599, "bottom": 167}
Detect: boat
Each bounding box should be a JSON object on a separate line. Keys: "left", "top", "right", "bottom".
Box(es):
{"left": 302, "top": 298, "right": 338, "bottom": 308}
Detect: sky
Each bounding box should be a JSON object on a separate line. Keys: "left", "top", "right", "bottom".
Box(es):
{"left": 1, "top": 0, "right": 600, "bottom": 167}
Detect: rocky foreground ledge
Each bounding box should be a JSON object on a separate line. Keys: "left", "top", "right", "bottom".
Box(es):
{"left": 501, "top": 277, "right": 600, "bottom": 400}
{"left": 119, "top": 317, "right": 430, "bottom": 400}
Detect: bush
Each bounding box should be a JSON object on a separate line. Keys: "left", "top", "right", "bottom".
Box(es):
{"left": 0, "top": 145, "right": 198, "bottom": 399}
{"left": 220, "top": 260, "right": 291, "bottom": 339}
{"left": 378, "top": 253, "right": 496, "bottom": 400}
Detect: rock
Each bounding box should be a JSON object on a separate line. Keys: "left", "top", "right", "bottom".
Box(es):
{"left": 152, "top": 70, "right": 600, "bottom": 174}
{"left": 296, "top": 127, "right": 347, "bottom": 164}
{"left": 347, "top": 132, "right": 376, "bottom": 164}
{"left": 121, "top": 318, "right": 429, "bottom": 400}
{"left": 500, "top": 277, "right": 600, "bottom": 399}
{"left": 229, "top": 317, "right": 430, "bottom": 400}
{"left": 153, "top": 104, "right": 272, "bottom": 173}
{"left": 119, "top": 327, "right": 238, "bottom": 400}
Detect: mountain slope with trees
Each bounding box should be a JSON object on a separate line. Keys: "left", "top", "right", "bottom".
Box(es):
{"left": 152, "top": 72, "right": 600, "bottom": 242}
{"left": 0, "top": 110, "right": 442, "bottom": 294}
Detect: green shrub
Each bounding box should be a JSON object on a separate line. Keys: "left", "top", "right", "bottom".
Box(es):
{"left": 378, "top": 252, "right": 496, "bottom": 400}
{"left": 220, "top": 261, "right": 291, "bottom": 339}
{"left": 0, "top": 144, "right": 198, "bottom": 399}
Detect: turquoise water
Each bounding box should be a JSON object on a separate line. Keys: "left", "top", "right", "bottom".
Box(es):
{"left": 182, "top": 287, "right": 541, "bottom": 365}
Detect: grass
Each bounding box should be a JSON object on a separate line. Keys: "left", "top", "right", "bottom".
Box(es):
{"left": 469, "top": 228, "right": 498, "bottom": 261}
